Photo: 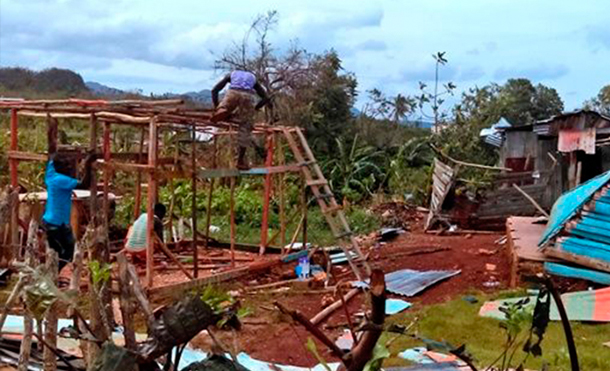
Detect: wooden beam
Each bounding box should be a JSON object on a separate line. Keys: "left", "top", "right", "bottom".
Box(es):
{"left": 310, "top": 288, "right": 360, "bottom": 325}
{"left": 7, "top": 151, "right": 47, "bottom": 162}
{"left": 512, "top": 183, "right": 550, "bottom": 218}
{"left": 146, "top": 117, "right": 158, "bottom": 287}
{"left": 134, "top": 128, "right": 145, "bottom": 219}
{"left": 10, "top": 109, "right": 19, "bottom": 263}
{"left": 89, "top": 114, "right": 98, "bottom": 225}
{"left": 147, "top": 258, "right": 281, "bottom": 299}
{"left": 259, "top": 134, "right": 274, "bottom": 255}
{"left": 191, "top": 123, "right": 198, "bottom": 277}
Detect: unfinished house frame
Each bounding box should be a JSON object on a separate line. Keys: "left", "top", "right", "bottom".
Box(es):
{"left": 0, "top": 98, "right": 370, "bottom": 298}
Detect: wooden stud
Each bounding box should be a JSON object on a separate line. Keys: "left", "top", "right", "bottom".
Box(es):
{"left": 10, "top": 108, "right": 19, "bottom": 263}
{"left": 203, "top": 137, "right": 217, "bottom": 250}
{"left": 230, "top": 177, "right": 236, "bottom": 268}
{"left": 102, "top": 122, "right": 111, "bottom": 232}
{"left": 191, "top": 122, "right": 198, "bottom": 278}
{"left": 229, "top": 124, "right": 236, "bottom": 267}
{"left": 167, "top": 146, "right": 179, "bottom": 243}
{"left": 301, "top": 175, "right": 308, "bottom": 250}
{"left": 43, "top": 249, "right": 59, "bottom": 371}
{"left": 17, "top": 310, "right": 33, "bottom": 371}
{"left": 89, "top": 114, "right": 98, "bottom": 225}
{"left": 117, "top": 253, "right": 136, "bottom": 350}
{"left": 146, "top": 117, "right": 158, "bottom": 287}
{"left": 259, "top": 133, "right": 274, "bottom": 255}
{"left": 277, "top": 135, "right": 286, "bottom": 247}
{"left": 133, "top": 128, "right": 145, "bottom": 219}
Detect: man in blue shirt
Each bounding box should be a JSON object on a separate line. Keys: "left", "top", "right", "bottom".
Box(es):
{"left": 211, "top": 70, "right": 272, "bottom": 170}
{"left": 42, "top": 152, "right": 94, "bottom": 272}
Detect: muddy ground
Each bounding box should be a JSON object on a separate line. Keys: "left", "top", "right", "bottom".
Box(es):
{"left": 191, "top": 212, "right": 511, "bottom": 366}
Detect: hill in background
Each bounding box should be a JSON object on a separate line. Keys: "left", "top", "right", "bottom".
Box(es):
{"left": 0, "top": 67, "right": 213, "bottom": 106}
{"left": 0, "top": 67, "right": 88, "bottom": 97}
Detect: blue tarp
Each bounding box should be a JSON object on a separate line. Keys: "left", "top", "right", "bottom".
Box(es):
{"left": 353, "top": 269, "right": 461, "bottom": 297}
{"left": 538, "top": 171, "right": 610, "bottom": 246}
{"left": 386, "top": 299, "right": 412, "bottom": 315}
{"left": 175, "top": 347, "right": 340, "bottom": 371}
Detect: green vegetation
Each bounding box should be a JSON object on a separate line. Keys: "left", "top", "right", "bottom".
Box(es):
{"left": 382, "top": 292, "right": 610, "bottom": 371}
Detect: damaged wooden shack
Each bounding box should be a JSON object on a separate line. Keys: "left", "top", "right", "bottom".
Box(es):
{"left": 427, "top": 110, "right": 610, "bottom": 231}
{"left": 0, "top": 98, "right": 371, "bottom": 370}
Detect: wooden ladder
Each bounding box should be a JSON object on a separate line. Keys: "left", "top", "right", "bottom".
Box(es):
{"left": 282, "top": 127, "right": 371, "bottom": 281}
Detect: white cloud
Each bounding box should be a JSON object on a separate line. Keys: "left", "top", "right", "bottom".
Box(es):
{"left": 1, "top": 0, "right": 610, "bottom": 110}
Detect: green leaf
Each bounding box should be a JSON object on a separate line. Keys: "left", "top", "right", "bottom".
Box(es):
{"left": 306, "top": 338, "right": 331, "bottom": 371}
{"left": 363, "top": 342, "right": 390, "bottom": 371}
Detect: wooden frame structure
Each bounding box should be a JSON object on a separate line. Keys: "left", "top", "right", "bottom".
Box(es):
{"left": 0, "top": 98, "right": 369, "bottom": 295}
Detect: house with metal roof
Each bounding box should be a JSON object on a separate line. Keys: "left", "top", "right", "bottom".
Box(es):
{"left": 496, "top": 109, "right": 610, "bottom": 211}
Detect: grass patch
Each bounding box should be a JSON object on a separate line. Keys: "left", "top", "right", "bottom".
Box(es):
{"left": 207, "top": 206, "right": 380, "bottom": 247}
{"left": 382, "top": 291, "right": 610, "bottom": 371}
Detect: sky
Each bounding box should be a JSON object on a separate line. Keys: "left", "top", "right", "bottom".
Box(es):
{"left": 1, "top": 0, "right": 610, "bottom": 111}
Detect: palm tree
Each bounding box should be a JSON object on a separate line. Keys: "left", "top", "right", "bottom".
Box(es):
{"left": 389, "top": 94, "right": 415, "bottom": 124}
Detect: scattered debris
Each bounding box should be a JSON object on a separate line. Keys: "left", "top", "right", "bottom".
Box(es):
{"left": 494, "top": 236, "right": 507, "bottom": 245}
{"left": 0, "top": 268, "right": 10, "bottom": 286}
{"left": 330, "top": 251, "right": 359, "bottom": 265}
{"left": 462, "top": 295, "right": 478, "bottom": 304}
{"left": 353, "top": 268, "right": 461, "bottom": 297}
{"left": 398, "top": 347, "right": 467, "bottom": 368}
{"left": 380, "top": 228, "right": 405, "bottom": 242}
{"left": 0, "top": 336, "right": 85, "bottom": 371}
{"left": 283, "top": 242, "right": 311, "bottom": 251}
{"left": 335, "top": 330, "right": 355, "bottom": 351}
{"left": 482, "top": 280, "right": 500, "bottom": 288}
{"left": 480, "top": 286, "right": 610, "bottom": 322}
{"left": 386, "top": 299, "right": 412, "bottom": 315}
{"left": 477, "top": 248, "right": 495, "bottom": 256}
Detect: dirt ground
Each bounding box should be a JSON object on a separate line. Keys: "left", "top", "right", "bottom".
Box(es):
{"left": 191, "top": 211, "right": 512, "bottom": 367}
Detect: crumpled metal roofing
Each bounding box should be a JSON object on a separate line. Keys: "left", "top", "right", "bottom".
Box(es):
{"left": 538, "top": 170, "right": 610, "bottom": 246}
{"left": 353, "top": 268, "right": 461, "bottom": 297}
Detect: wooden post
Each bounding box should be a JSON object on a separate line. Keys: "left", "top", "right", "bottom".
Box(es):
{"left": 259, "top": 134, "right": 274, "bottom": 255}
{"left": 191, "top": 123, "right": 198, "bottom": 278}
{"left": 301, "top": 175, "right": 308, "bottom": 249}
{"left": 167, "top": 146, "right": 179, "bottom": 243}
{"left": 89, "top": 114, "right": 98, "bottom": 225}
{"left": 134, "top": 128, "right": 145, "bottom": 218}
{"left": 277, "top": 135, "right": 286, "bottom": 247}
{"left": 117, "top": 253, "right": 136, "bottom": 350}
{"left": 146, "top": 117, "right": 158, "bottom": 287}
{"left": 43, "top": 249, "right": 59, "bottom": 371}
{"left": 102, "top": 122, "right": 111, "bottom": 232}
{"left": 229, "top": 124, "right": 236, "bottom": 267}
{"left": 17, "top": 310, "right": 33, "bottom": 371}
{"left": 10, "top": 108, "right": 19, "bottom": 262}
{"left": 568, "top": 152, "right": 577, "bottom": 189}
{"left": 10, "top": 108, "right": 18, "bottom": 187}
{"left": 230, "top": 177, "right": 236, "bottom": 267}
{"left": 203, "top": 137, "right": 217, "bottom": 250}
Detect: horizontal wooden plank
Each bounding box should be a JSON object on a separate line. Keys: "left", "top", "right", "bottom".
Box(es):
{"left": 7, "top": 151, "right": 47, "bottom": 162}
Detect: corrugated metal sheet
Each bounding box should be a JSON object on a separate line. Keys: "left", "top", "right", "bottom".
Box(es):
{"left": 484, "top": 132, "right": 504, "bottom": 147}
{"left": 534, "top": 109, "right": 610, "bottom": 137}
{"left": 544, "top": 262, "right": 610, "bottom": 285}
{"left": 538, "top": 170, "right": 610, "bottom": 246}
{"left": 425, "top": 159, "right": 456, "bottom": 230}
{"left": 353, "top": 268, "right": 461, "bottom": 297}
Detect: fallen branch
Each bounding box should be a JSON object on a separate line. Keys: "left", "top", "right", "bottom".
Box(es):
{"left": 274, "top": 301, "right": 347, "bottom": 363}
{"left": 512, "top": 183, "right": 550, "bottom": 218}
{"left": 310, "top": 288, "right": 360, "bottom": 325}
